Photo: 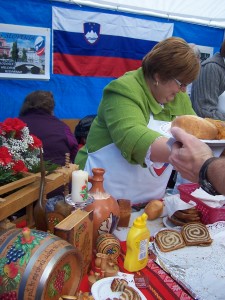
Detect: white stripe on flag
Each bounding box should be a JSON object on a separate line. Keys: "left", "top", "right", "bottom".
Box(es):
{"left": 52, "top": 6, "right": 174, "bottom": 41}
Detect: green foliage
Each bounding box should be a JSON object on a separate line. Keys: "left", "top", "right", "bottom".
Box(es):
{"left": 30, "top": 160, "right": 60, "bottom": 175}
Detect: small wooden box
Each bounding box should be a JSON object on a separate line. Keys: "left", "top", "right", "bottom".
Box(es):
{"left": 54, "top": 209, "right": 93, "bottom": 275}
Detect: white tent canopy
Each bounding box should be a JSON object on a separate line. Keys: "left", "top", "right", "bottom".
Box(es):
{"left": 54, "top": 0, "right": 225, "bottom": 28}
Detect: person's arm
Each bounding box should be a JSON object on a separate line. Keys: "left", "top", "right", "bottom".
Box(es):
{"left": 168, "top": 127, "right": 225, "bottom": 195}
{"left": 206, "top": 158, "right": 225, "bottom": 195}
{"left": 150, "top": 136, "right": 171, "bottom": 163}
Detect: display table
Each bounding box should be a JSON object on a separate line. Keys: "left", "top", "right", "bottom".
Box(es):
{"left": 79, "top": 240, "right": 194, "bottom": 300}
{"left": 79, "top": 209, "right": 194, "bottom": 299}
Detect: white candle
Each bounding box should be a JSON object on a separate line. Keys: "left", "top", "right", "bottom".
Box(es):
{"left": 71, "top": 170, "right": 89, "bottom": 203}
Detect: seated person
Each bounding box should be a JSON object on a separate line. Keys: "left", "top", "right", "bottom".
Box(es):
{"left": 19, "top": 90, "right": 78, "bottom": 166}
{"left": 74, "top": 114, "right": 96, "bottom": 149}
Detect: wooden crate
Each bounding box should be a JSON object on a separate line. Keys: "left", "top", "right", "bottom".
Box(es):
{"left": 0, "top": 172, "right": 37, "bottom": 197}
{"left": 0, "top": 164, "right": 79, "bottom": 228}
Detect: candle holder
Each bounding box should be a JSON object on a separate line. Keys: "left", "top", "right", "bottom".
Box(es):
{"left": 65, "top": 194, "right": 94, "bottom": 210}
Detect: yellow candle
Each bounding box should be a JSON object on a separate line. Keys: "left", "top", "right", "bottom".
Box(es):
{"left": 71, "top": 170, "right": 88, "bottom": 203}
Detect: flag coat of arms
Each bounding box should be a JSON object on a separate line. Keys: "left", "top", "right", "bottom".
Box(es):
{"left": 52, "top": 7, "right": 174, "bottom": 78}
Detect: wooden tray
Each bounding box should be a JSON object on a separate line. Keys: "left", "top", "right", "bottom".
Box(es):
{"left": 0, "top": 172, "right": 37, "bottom": 196}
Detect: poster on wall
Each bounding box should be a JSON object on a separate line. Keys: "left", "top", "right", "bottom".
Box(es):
{"left": 0, "top": 24, "right": 50, "bottom": 79}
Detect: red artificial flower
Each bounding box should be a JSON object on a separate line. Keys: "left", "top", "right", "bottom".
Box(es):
{"left": 12, "top": 160, "right": 28, "bottom": 173}
{"left": 1, "top": 118, "right": 26, "bottom": 135}
{"left": 30, "top": 134, "right": 42, "bottom": 149}
{"left": 0, "top": 146, "right": 12, "bottom": 165}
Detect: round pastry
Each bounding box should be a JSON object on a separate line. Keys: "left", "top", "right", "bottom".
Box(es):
{"left": 171, "top": 115, "right": 218, "bottom": 139}
{"left": 174, "top": 210, "right": 201, "bottom": 222}
{"left": 144, "top": 200, "right": 164, "bottom": 220}
{"left": 179, "top": 207, "right": 200, "bottom": 214}
{"left": 168, "top": 215, "right": 187, "bottom": 226}
{"left": 169, "top": 207, "right": 202, "bottom": 226}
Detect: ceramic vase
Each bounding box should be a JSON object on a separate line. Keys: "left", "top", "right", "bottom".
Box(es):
{"left": 84, "top": 168, "right": 120, "bottom": 247}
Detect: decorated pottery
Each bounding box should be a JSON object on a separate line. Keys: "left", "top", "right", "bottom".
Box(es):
{"left": 96, "top": 233, "right": 121, "bottom": 260}
{"left": 0, "top": 228, "right": 83, "bottom": 300}
{"left": 84, "top": 168, "right": 120, "bottom": 247}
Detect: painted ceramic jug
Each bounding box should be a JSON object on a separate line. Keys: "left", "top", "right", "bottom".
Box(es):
{"left": 84, "top": 168, "right": 120, "bottom": 248}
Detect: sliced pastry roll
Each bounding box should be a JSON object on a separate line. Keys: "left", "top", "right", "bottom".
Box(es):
{"left": 155, "top": 229, "right": 186, "bottom": 252}
{"left": 181, "top": 222, "right": 212, "bottom": 246}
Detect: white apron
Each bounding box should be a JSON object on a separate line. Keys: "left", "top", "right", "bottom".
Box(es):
{"left": 84, "top": 117, "right": 173, "bottom": 204}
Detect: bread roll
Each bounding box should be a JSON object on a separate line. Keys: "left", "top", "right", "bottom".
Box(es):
{"left": 144, "top": 200, "right": 163, "bottom": 220}
{"left": 171, "top": 115, "right": 218, "bottom": 140}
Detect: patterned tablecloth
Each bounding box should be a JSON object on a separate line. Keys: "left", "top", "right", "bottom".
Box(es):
{"left": 79, "top": 240, "right": 194, "bottom": 300}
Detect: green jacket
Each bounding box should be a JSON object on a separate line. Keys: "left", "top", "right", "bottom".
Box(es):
{"left": 75, "top": 68, "right": 195, "bottom": 169}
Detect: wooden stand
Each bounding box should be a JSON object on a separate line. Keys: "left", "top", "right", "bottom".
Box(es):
{"left": 0, "top": 164, "right": 78, "bottom": 228}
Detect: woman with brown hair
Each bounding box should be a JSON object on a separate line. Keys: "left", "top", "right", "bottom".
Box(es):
{"left": 19, "top": 90, "right": 78, "bottom": 166}
{"left": 76, "top": 37, "right": 200, "bottom": 205}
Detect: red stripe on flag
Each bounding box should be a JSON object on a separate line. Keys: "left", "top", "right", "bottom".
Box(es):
{"left": 53, "top": 53, "right": 142, "bottom": 78}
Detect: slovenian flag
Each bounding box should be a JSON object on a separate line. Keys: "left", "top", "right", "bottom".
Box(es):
{"left": 52, "top": 7, "right": 174, "bottom": 78}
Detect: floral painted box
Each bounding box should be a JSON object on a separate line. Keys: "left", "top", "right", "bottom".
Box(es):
{"left": 54, "top": 209, "right": 93, "bottom": 275}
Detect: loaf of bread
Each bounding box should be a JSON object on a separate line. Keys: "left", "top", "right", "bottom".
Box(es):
{"left": 117, "top": 199, "right": 131, "bottom": 227}
{"left": 205, "top": 118, "right": 225, "bottom": 139}
{"left": 171, "top": 115, "right": 218, "bottom": 139}
{"left": 155, "top": 229, "right": 186, "bottom": 252}
{"left": 181, "top": 222, "right": 212, "bottom": 246}
{"left": 144, "top": 200, "right": 164, "bottom": 220}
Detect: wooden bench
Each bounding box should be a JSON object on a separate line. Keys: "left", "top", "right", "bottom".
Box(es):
{"left": 61, "top": 119, "right": 80, "bottom": 133}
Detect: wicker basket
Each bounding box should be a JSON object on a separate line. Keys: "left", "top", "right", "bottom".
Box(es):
{"left": 178, "top": 183, "right": 225, "bottom": 225}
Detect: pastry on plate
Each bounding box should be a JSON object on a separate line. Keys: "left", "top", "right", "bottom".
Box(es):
{"left": 110, "top": 278, "right": 128, "bottom": 292}
{"left": 110, "top": 278, "right": 142, "bottom": 300}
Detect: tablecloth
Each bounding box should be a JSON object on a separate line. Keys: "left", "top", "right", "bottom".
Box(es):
{"left": 79, "top": 241, "right": 194, "bottom": 300}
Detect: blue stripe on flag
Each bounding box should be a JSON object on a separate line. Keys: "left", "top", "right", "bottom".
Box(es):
{"left": 53, "top": 30, "right": 157, "bottom": 60}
